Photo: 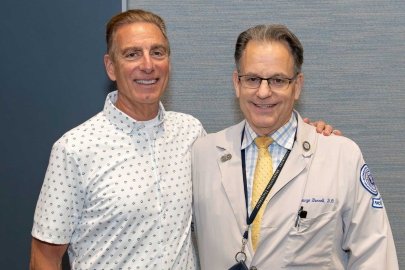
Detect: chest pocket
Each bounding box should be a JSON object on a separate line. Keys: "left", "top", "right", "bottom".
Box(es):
{"left": 283, "top": 209, "right": 338, "bottom": 268}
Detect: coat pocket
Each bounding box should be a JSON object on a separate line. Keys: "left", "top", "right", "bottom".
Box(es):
{"left": 283, "top": 210, "right": 338, "bottom": 268}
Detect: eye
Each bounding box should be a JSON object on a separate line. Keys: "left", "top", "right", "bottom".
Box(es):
{"left": 150, "top": 48, "right": 167, "bottom": 59}
{"left": 270, "top": 77, "right": 288, "bottom": 86}
{"left": 124, "top": 50, "right": 141, "bottom": 60}
{"left": 246, "top": 76, "right": 261, "bottom": 83}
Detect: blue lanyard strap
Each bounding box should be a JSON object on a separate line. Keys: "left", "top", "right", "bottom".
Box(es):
{"left": 240, "top": 127, "right": 292, "bottom": 239}
{"left": 241, "top": 148, "right": 291, "bottom": 227}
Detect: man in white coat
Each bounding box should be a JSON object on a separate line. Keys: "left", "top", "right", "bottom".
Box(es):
{"left": 192, "top": 24, "right": 398, "bottom": 269}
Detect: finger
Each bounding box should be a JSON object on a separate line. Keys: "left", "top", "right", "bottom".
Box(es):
{"left": 308, "top": 120, "right": 318, "bottom": 127}
{"left": 315, "top": 121, "right": 326, "bottom": 133}
{"left": 332, "top": 129, "right": 342, "bottom": 136}
{"left": 321, "top": 124, "right": 334, "bottom": 136}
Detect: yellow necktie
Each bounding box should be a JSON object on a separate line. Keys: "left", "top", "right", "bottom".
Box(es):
{"left": 251, "top": 136, "right": 273, "bottom": 251}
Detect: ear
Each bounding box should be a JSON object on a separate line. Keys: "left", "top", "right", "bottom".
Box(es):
{"left": 294, "top": 72, "right": 304, "bottom": 100}
{"left": 232, "top": 69, "right": 241, "bottom": 98}
{"left": 104, "top": 54, "right": 116, "bottom": 81}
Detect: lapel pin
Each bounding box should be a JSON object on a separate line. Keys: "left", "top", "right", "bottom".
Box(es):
{"left": 221, "top": 154, "right": 232, "bottom": 162}
{"left": 302, "top": 141, "right": 311, "bottom": 151}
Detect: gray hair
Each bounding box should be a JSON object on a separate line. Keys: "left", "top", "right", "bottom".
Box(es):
{"left": 234, "top": 24, "right": 303, "bottom": 74}
{"left": 106, "top": 9, "right": 170, "bottom": 59}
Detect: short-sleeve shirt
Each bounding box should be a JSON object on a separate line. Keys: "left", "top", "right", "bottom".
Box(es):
{"left": 32, "top": 91, "right": 206, "bottom": 270}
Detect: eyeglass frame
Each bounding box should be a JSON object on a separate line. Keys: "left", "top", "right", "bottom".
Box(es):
{"left": 237, "top": 73, "right": 299, "bottom": 90}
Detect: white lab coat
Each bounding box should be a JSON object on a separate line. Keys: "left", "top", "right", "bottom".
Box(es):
{"left": 192, "top": 112, "right": 398, "bottom": 270}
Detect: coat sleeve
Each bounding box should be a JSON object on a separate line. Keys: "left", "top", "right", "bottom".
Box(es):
{"left": 341, "top": 146, "right": 398, "bottom": 270}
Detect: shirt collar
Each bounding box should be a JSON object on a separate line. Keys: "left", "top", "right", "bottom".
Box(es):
{"left": 103, "top": 90, "right": 165, "bottom": 134}
{"left": 242, "top": 112, "right": 297, "bottom": 150}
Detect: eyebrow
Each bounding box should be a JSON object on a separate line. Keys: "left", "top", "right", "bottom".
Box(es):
{"left": 120, "top": 44, "right": 168, "bottom": 55}
{"left": 242, "top": 72, "right": 290, "bottom": 78}
{"left": 150, "top": 44, "right": 168, "bottom": 52}
{"left": 121, "top": 46, "right": 141, "bottom": 53}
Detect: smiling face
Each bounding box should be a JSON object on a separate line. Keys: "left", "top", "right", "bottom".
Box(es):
{"left": 233, "top": 40, "right": 303, "bottom": 136}
{"left": 104, "top": 22, "right": 170, "bottom": 120}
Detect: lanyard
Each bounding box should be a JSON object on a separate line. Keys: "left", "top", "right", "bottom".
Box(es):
{"left": 240, "top": 127, "right": 292, "bottom": 240}
{"left": 234, "top": 127, "right": 293, "bottom": 264}
{"left": 241, "top": 147, "right": 291, "bottom": 230}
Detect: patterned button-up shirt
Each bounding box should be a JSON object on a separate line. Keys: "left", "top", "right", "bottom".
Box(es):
{"left": 32, "top": 91, "right": 206, "bottom": 269}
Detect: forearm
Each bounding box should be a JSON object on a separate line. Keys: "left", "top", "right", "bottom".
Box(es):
{"left": 30, "top": 238, "right": 68, "bottom": 270}
{"left": 30, "top": 257, "right": 62, "bottom": 270}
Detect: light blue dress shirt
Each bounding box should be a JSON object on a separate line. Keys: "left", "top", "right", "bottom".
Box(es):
{"left": 241, "top": 112, "right": 297, "bottom": 211}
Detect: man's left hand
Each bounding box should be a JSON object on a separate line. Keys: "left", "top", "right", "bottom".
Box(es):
{"left": 303, "top": 118, "right": 342, "bottom": 136}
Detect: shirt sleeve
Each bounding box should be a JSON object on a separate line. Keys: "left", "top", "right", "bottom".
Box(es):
{"left": 342, "top": 150, "right": 398, "bottom": 269}
{"left": 31, "top": 137, "right": 86, "bottom": 244}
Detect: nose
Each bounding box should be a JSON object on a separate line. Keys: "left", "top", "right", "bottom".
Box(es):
{"left": 256, "top": 79, "right": 272, "bottom": 99}
{"left": 140, "top": 54, "right": 154, "bottom": 73}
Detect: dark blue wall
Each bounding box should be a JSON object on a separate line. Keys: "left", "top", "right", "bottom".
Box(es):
{"left": 0, "top": 1, "right": 120, "bottom": 268}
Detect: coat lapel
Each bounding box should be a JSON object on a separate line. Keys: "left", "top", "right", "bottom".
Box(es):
{"left": 267, "top": 112, "right": 318, "bottom": 201}
{"left": 216, "top": 121, "right": 248, "bottom": 231}
{"left": 215, "top": 116, "right": 318, "bottom": 224}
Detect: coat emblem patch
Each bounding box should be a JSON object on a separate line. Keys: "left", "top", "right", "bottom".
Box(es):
{"left": 360, "top": 164, "right": 378, "bottom": 196}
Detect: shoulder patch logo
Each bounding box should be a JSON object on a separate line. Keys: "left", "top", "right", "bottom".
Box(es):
{"left": 372, "top": 197, "right": 384, "bottom": 208}
{"left": 360, "top": 164, "right": 378, "bottom": 196}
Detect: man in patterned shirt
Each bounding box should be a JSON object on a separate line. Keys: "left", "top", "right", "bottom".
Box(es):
{"left": 30, "top": 10, "right": 336, "bottom": 270}
{"left": 30, "top": 9, "right": 205, "bottom": 269}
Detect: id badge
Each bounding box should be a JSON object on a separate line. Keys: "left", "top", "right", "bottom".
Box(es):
{"left": 228, "top": 260, "right": 249, "bottom": 270}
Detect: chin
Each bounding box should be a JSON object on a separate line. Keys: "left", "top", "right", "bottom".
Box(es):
{"left": 253, "top": 118, "right": 276, "bottom": 127}
{"left": 139, "top": 93, "right": 160, "bottom": 102}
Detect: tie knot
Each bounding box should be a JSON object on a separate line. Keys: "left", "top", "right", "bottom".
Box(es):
{"left": 254, "top": 136, "right": 273, "bottom": 149}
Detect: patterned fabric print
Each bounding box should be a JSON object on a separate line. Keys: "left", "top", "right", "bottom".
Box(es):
{"left": 32, "top": 91, "right": 205, "bottom": 270}
{"left": 251, "top": 137, "right": 274, "bottom": 250}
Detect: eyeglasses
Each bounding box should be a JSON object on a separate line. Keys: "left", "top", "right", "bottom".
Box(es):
{"left": 238, "top": 73, "right": 298, "bottom": 91}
